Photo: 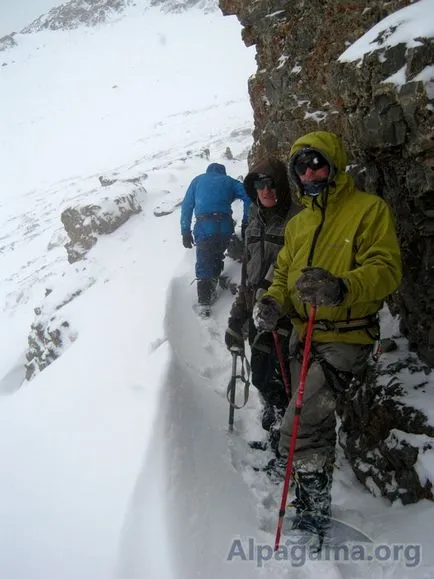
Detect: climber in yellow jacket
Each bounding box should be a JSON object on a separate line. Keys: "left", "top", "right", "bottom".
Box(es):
{"left": 253, "top": 131, "right": 402, "bottom": 543}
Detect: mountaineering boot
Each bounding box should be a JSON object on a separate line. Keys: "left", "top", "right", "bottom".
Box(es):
{"left": 261, "top": 402, "right": 283, "bottom": 432}
{"left": 248, "top": 426, "right": 279, "bottom": 455}
{"left": 197, "top": 305, "right": 211, "bottom": 318}
{"left": 291, "top": 466, "right": 333, "bottom": 552}
{"left": 261, "top": 454, "right": 288, "bottom": 484}
{"left": 197, "top": 279, "right": 213, "bottom": 317}
{"left": 210, "top": 277, "right": 218, "bottom": 304}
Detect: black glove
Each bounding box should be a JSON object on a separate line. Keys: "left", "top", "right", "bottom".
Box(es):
{"left": 225, "top": 317, "right": 244, "bottom": 352}
{"left": 295, "top": 267, "right": 347, "bottom": 307}
{"left": 182, "top": 232, "right": 194, "bottom": 249}
{"left": 241, "top": 220, "right": 248, "bottom": 241}
{"left": 253, "top": 297, "right": 281, "bottom": 331}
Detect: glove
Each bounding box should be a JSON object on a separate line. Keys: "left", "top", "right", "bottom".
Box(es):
{"left": 225, "top": 317, "right": 244, "bottom": 352}
{"left": 295, "top": 267, "right": 347, "bottom": 307}
{"left": 241, "top": 220, "right": 248, "bottom": 241}
{"left": 253, "top": 297, "right": 281, "bottom": 331}
{"left": 182, "top": 232, "right": 194, "bottom": 249}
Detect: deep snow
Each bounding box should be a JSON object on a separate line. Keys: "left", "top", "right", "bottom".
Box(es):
{"left": 1, "top": 2, "right": 434, "bottom": 578}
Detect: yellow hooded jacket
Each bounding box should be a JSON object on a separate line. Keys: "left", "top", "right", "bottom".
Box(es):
{"left": 263, "top": 131, "right": 402, "bottom": 344}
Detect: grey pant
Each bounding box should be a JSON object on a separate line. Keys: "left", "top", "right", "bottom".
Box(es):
{"left": 279, "top": 337, "right": 372, "bottom": 471}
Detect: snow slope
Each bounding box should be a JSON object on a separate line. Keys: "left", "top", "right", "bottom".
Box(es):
{"left": 0, "top": 2, "right": 434, "bottom": 578}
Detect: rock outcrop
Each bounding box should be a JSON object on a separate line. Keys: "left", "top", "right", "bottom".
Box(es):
{"left": 0, "top": 33, "right": 17, "bottom": 52}
{"left": 219, "top": 0, "right": 434, "bottom": 367}
{"left": 25, "top": 287, "right": 84, "bottom": 381}
{"left": 339, "top": 340, "right": 434, "bottom": 504}
{"left": 22, "top": 0, "right": 131, "bottom": 32}
{"left": 26, "top": 179, "right": 143, "bottom": 379}
{"left": 150, "top": 0, "right": 217, "bottom": 12}
{"left": 61, "top": 181, "right": 143, "bottom": 263}
{"left": 219, "top": 0, "right": 434, "bottom": 504}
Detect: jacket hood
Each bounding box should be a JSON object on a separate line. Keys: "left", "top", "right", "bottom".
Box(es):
{"left": 206, "top": 163, "right": 226, "bottom": 175}
{"left": 243, "top": 157, "right": 291, "bottom": 215}
{"left": 288, "top": 131, "right": 355, "bottom": 207}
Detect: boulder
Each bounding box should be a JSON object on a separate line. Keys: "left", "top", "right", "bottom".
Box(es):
{"left": 61, "top": 182, "right": 142, "bottom": 263}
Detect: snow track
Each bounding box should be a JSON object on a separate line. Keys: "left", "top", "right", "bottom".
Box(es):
{"left": 162, "top": 273, "right": 345, "bottom": 578}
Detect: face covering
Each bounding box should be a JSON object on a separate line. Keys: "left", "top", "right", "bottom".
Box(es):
{"left": 301, "top": 179, "right": 329, "bottom": 197}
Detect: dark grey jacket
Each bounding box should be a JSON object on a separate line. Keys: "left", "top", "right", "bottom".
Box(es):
{"left": 229, "top": 158, "right": 299, "bottom": 322}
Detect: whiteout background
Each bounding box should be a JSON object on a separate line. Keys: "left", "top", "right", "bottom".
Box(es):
{"left": 0, "top": 2, "right": 434, "bottom": 578}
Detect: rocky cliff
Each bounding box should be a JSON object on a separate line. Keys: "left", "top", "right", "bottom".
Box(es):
{"left": 219, "top": 0, "right": 434, "bottom": 505}
{"left": 219, "top": 0, "right": 433, "bottom": 367}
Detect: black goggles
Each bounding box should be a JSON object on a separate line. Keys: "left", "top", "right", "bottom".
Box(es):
{"left": 293, "top": 150, "right": 329, "bottom": 176}
{"left": 253, "top": 176, "right": 275, "bottom": 190}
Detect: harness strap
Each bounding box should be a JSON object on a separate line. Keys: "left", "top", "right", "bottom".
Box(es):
{"left": 296, "top": 314, "right": 378, "bottom": 333}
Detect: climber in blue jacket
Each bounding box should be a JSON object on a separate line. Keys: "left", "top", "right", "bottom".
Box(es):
{"left": 181, "top": 163, "right": 251, "bottom": 314}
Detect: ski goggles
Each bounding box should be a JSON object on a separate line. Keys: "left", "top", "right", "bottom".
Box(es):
{"left": 293, "top": 150, "right": 329, "bottom": 176}
{"left": 253, "top": 175, "right": 275, "bottom": 190}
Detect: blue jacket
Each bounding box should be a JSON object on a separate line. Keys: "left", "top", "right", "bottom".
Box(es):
{"left": 180, "top": 163, "right": 251, "bottom": 240}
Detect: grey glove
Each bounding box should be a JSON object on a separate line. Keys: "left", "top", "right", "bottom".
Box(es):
{"left": 253, "top": 297, "right": 281, "bottom": 331}
{"left": 296, "top": 267, "right": 347, "bottom": 307}
{"left": 225, "top": 317, "right": 244, "bottom": 351}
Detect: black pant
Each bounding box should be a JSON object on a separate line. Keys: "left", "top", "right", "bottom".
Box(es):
{"left": 248, "top": 318, "right": 290, "bottom": 412}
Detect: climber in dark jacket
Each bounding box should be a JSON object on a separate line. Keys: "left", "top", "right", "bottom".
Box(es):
{"left": 224, "top": 158, "right": 300, "bottom": 446}
{"left": 181, "top": 163, "right": 251, "bottom": 314}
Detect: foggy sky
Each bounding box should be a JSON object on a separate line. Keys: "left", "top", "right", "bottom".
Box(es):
{"left": 0, "top": 0, "right": 61, "bottom": 36}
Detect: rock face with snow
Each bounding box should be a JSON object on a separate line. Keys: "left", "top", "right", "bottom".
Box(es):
{"left": 339, "top": 343, "right": 434, "bottom": 504}
{"left": 220, "top": 0, "right": 434, "bottom": 504}
{"left": 61, "top": 182, "right": 143, "bottom": 263}
{"left": 25, "top": 289, "right": 81, "bottom": 381}
{"left": 0, "top": 33, "right": 17, "bottom": 52}
{"left": 150, "top": 0, "right": 217, "bottom": 12}
{"left": 22, "top": 0, "right": 131, "bottom": 32}
{"left": 219, "top": 0, "right": 434, "bottom": 367}
{"left": 333, "top": 16, "right": 434, "bottom": 368}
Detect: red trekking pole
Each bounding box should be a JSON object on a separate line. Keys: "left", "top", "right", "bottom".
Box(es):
{"left": 274, "top": 304, "right": 317, "bottom": 551}
{"left": 272, "top": 330, "right": 291, "bottom": 399}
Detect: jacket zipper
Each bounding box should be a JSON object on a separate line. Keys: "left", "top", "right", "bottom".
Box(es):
{"left": 303, "top": 198, "right": 327, "bottom": 318}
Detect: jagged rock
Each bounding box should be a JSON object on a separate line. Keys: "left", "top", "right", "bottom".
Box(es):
{"left": 218, "top": 0, "right": 434, "bottom": 367}
{"left": 332, "top": 34, "right": 434, "bottom": 367}
{"left": 153, "top": 191, "right": 182, "bottom": 217}
{"left": 223, "top": 146, "right": 234, "bottom": 160}
{"left": 98, "top": 173, "right": 147, "bottom": 187}
{"left": 150, "top": 0, "right": 217, "bottom": 14}
{"left": 25, "top": 285, "right": 89, "bottom": 381}
{"left": 339, "top": 344, "right": 434, "bottom": 504}
{"left": 199, "top": 147, "right": 210, "bottom": 160}
{"left": 0, "top": 33, "right": 17, "bottom": 52}
{"left": 22, "top": 0, "right": 131, "bottom": 32}
{"left": 61, "top": 182, "right": 143, "bottom": 263}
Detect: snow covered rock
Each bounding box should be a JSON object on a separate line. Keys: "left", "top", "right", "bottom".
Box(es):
{"left": 60, "top": 182, "right": 142, "bottom": 263}
{"left": 25, "top": 286, "right": 86, "bottom": 381}
{"left": 332, "top": 2, "right": 434, "bottom": 366}
{"left": 150, "top": 0, "right": 218, "bottom": 14}
{"left": 22, "top": 0, "right": 131, "bottom": 32}
{"left": 220, "top": 0, "right": 434, "bottom": 366}
{"left": 98, "top": 173, "right": 148, "bottom": 188}
{"left": 152, "top": 191, "right": 182, "bottom": 217}
{"left": 339, "top": 340, "right": 434, "bottom": 505}
{"left": 0, "top": 33, "right": 17, "bottom": 52}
